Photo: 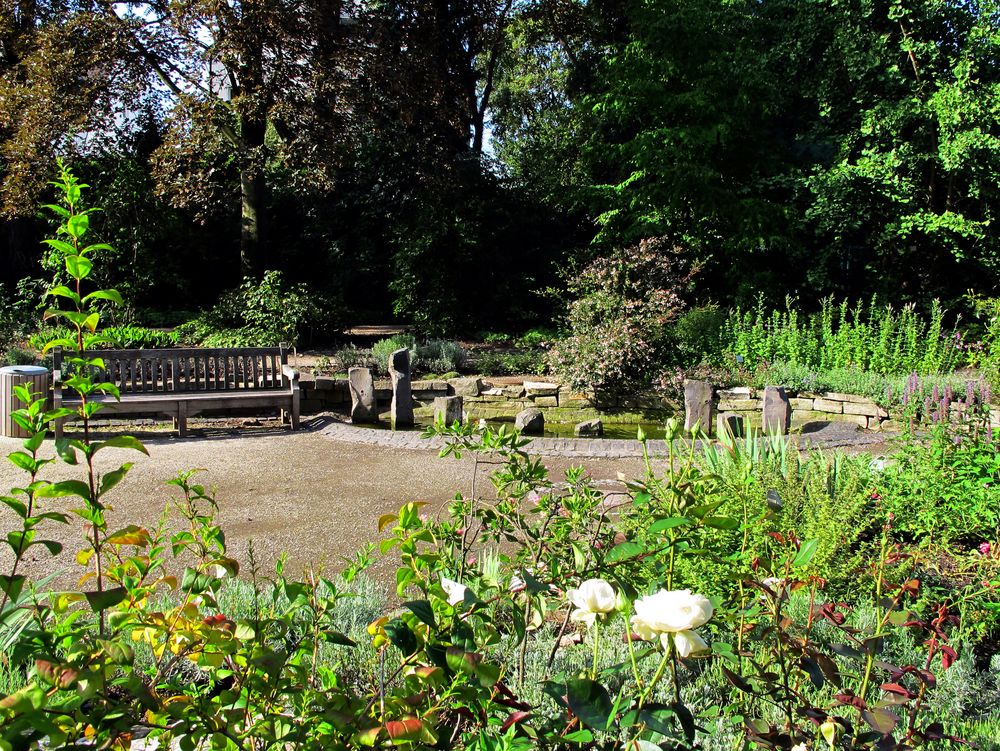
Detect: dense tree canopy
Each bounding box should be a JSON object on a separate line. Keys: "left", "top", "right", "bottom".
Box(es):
{"left": 1, "top": 0, "right": 998, "bottom": 331}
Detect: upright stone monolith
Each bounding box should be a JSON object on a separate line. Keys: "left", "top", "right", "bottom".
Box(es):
{"left": 348, "top": 367, "right": 377, "bottom": 424}
{"left": 434, "top": 396, "right": 464, "bottom": 425}
{"left": 389, "top": 348, "right": 414, "bottom": 429}
{"left": 684, "top": 379, "right": 714, "bottom": 436}
{"left": 762, "top": 386, "right": 791, "bottom": 435}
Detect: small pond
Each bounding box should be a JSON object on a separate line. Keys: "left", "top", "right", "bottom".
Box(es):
{"left": 369, "top": 417, "right": 669, "bottom": 440}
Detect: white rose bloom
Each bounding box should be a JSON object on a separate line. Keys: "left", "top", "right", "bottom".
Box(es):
{"left": 672, "top": 629, "right": 709, "bottom": 658}
{"left": 567, "top": 578, "right": 616, "bottom": 627}
{"left": 631, "top": 589, "right": 713, "bottom": 633}
{"left": 441, "top": 576, "right": 469, "bottom": 607}
{"left": 791, "top": 744, "right": 808, "bottom": 751}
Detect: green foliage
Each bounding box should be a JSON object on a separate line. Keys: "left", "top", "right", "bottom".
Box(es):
{"left": 717, "top": 297, "right": 962, "bottom": 374}
{"left": 474, "top": 349, "right": 548, "bottom": 377}
{"left": 27, "top": 324, "right": 177, "bottom": 351}
{"left": 370, "top": 335, "right": 468, "bottom": 375}
{"left": 174, "top": 271, "right": 331, "bottom": 348}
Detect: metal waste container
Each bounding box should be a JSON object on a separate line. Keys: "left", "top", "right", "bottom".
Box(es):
{"left": 1, "top": 365, "right": 50, "bottom": 438}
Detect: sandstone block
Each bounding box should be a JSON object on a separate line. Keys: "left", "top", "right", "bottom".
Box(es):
{"left": 434, "top": 395, "right": 464, "bottom": 425}
{"left": 813, "top": 398, "right": 844, "bottom": 414}
{"left": 575, "top": 418, "right": 603, "bottom": 437}
{"left": 762, "top": 386, "right": 790, "bottom": 435}
{"left": 389, "top": 348, "right": 414, "bottom": 429}
{"left": 451, "top": 377, "right": 483, "bottom": 397}
{"left": 524, "top": 381, "right": 560, "bottom": 397}
{"left": 718, "top": 399, "right": 760, "bottom": 412}
{"left": 515, "top": 408, "right": 545, "bottom": 434}
{"left": 348, "top": 367, "right": 377, "bottom": 424}
{"left": 533, "top": 395, "right": 559, "bottom": 407}
{"left": 684, "top": 379, "right": 714, "bottom": 435}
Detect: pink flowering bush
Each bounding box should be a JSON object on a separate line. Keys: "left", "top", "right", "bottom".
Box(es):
{"left": 547, "top": 237, "right": 695, "bottom": 391}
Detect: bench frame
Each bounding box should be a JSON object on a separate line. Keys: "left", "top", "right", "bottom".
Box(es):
{"left": 53, "top": 345, "right": 300, "bottom": 438}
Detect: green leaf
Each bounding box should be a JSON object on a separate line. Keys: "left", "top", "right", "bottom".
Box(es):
{"left": 54, "top": 438, "right": 79, "bottom": 465}
{"left": 41, "top": 236, "right": 73, "bottom": 253}
{"left": 65, "top": 255, "right": 93, "bottom": 280}
{"left": 606, "top": 541, "right": 644, "bottom": 563}
{"left": 82, "top": 288, "right": 123, "bottom": 304}
{"left": 0, "top": 574, "right": 26, "bottom": 603}
{"left": 404, "top": 599, "right": 437, "bottom": 629}
{"left": 792, "top": 539, "right": 819, "bottom": 568}
{"left": 84, "top": 587, "right": 127, "bottom": 611}
{"left": 37, "top": 480, "right": 92, "bottom": 500}
{"left": 95, "top": 436, "right": 148, "bottom": 455}
{"left": 320, "top": 630, "right": 356, "bottom": 647}
{"left": 704, "top": 516, "right": 740, "bottom": 531}
{"left": 649, "top": 517, "right": 688, "bottom": 534}
{"left": 66, "top": 213, "right": 89, "bottom": 239}
{"left": 7, "top": 452, "right": 37, "bottom": 473}
{"left": 99, "top": 464, "right": 133, "bottom": 496}
{"left": 48, "top": 286, "right": 81, "bottom": 304}
{"left": 566, "top": 678, "right": 613, "bottom": 731}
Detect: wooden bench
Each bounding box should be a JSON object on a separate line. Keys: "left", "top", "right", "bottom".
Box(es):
{"left": 53, "top": 345, "right": 300, "bottom": 438}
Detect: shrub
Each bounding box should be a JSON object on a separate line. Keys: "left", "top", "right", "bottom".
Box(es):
{"left": 475, "top": 349, "right": 548, "bottom": 376}
{"left": 416, "top": 339, "right": 468, "bottom": 373}
{"left": 175, "top": 270, "right": 332, "bottom": 348}
{"left": 27, "top": 324, "right": 177, "bottom": 351}
{"left": 370, "top": 335, "right": 468, "bottom": 374}
{"left": 548, "top": 237, "right": 694, "bottom": 391}
{"left": 370, "top": 333, "right": 417, "bottom": 372}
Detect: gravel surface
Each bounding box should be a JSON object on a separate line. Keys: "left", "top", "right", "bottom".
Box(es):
{"left": 0, "top": 418, "right": 647, "bottom": 588}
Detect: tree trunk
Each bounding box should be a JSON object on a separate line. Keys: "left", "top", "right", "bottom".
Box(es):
{"left": 240, "top": 167, "right": 267, "bottom": 277}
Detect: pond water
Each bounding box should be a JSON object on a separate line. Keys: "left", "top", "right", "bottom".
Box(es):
{"left": 370, "top": 418, "right": 669, "bottom": 440}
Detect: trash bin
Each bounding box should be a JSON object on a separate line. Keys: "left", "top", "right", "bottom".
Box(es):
{"left": 1, "top": 365, "right": 50, "bottom": 438}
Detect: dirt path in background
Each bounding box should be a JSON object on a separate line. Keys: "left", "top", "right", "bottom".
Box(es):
{"left": 0, "top": 421, "right": 648, "bottom": 590}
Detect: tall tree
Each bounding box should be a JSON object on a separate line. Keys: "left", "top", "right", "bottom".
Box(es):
{"left": 101, "top": 0, "right": 360, "bottom": 276}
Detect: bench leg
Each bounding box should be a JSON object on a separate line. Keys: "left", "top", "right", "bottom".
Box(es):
{"left": 177, "top": 402, "right": 188, "bottom": 438}
{"left": 54, "top": 416, "right": 64, "bottom": 441}
{"left": 290, "top": 385, "right": 300, "bottom": 430}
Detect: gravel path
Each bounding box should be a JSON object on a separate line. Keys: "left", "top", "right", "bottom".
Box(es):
{"left": 0, "top": 418, "right": 648, "bottom": 586}
{"left": 0, "top": 415, "right": 893, "bottom": 588}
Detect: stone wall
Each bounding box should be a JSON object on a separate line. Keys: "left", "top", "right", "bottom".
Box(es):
{"left": 301, "top": 375, "right": 1000, "bottom": 432}
{"left": 298, "top": 375, "right": 672, "bottom": 423}
{"left": 716, "top": 387, "right": 891, "bottom": 431}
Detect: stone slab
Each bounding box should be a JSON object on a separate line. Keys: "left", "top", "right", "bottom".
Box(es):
{"left": 451, "top": 377, "right": 484, "bottom": 397}
{"left": 533, "top": 395, "right": 559, "bottom": 407}
{"left": 813, "top": 398, "right": 844, "bottom": 414}
{"left": 524, "top": 381, "right": 560, "bottom": 397}
{"left": 843, "top": 401, "right": 887, "bottom": 418}
{"left": 718, "top": 399, "right": 760, "bottom": 412}
{"left": 717, "top": 388, "right": 754, "bottom": 401}
{"left": 789, "top": 398, "right": 814, "bottom": 411}
{"left": 684, "top": 379, "right": 714, "bottom": 435}
{"left": 823, "top": 392, "right": 874, "bottom": 404}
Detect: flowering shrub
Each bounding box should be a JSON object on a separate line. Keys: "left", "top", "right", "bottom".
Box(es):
{"left": 547, "top": 237, "right": 694, "bottom": 391}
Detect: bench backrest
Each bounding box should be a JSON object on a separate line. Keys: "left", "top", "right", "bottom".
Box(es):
{"left": 53, "top": 346, "right": 290, "bottom": 394}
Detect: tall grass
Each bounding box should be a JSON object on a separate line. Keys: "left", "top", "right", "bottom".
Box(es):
{"left": 722, "top": 296, "right": 962, "bottom": 374}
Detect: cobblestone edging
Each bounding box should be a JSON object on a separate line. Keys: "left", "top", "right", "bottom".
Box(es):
{"left": 317, "top": 421, "right": 889, "bottom": 459}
